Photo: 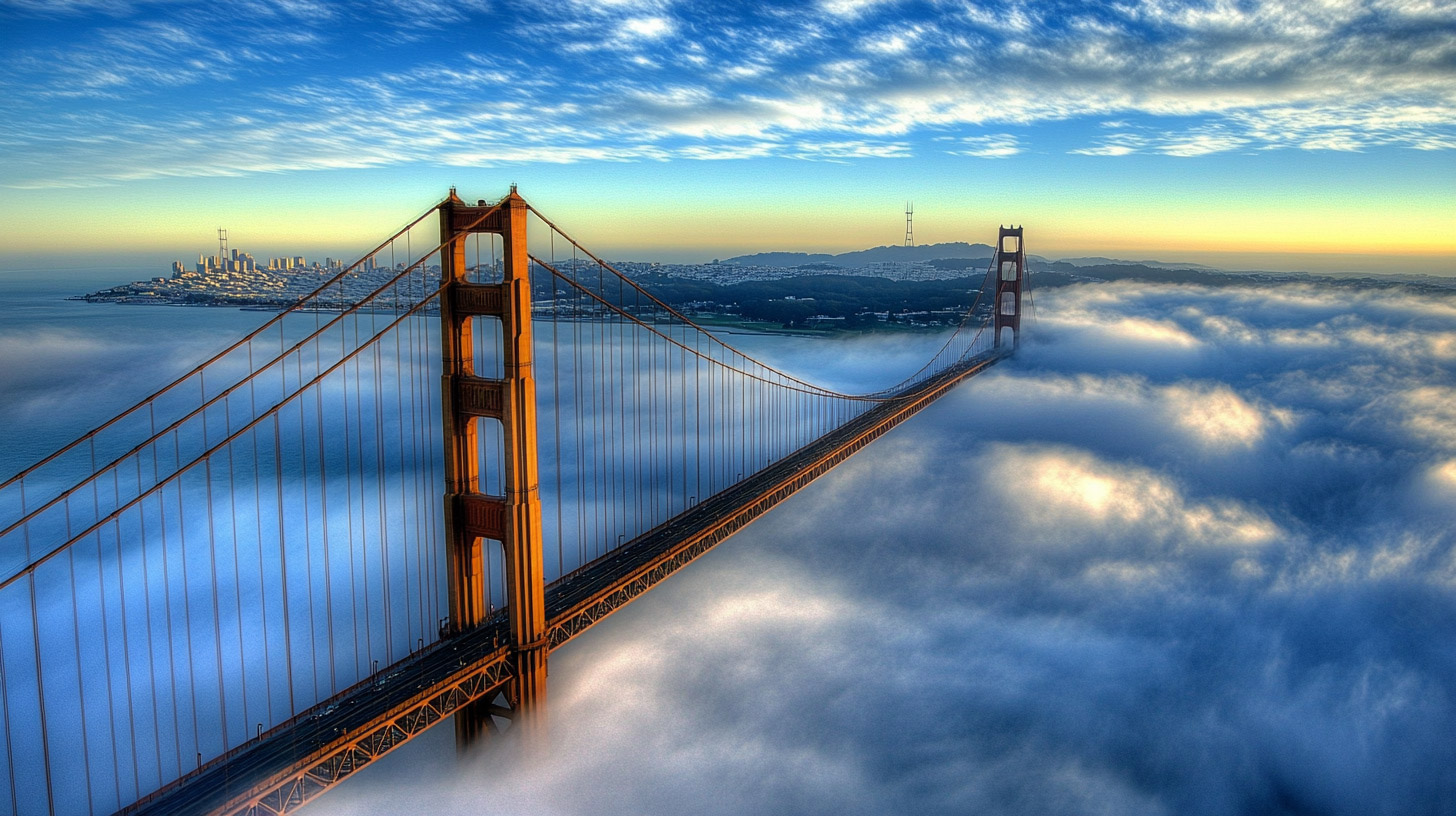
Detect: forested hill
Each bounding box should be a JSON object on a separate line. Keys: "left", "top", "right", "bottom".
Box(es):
{"left": 531, "top": 257, "right": 1456, "bottom": 332}
{"left": 636, "top": 273, "right": 983, "bottom": 328}
{"left": 722, "top": 242, "right": 996, "bottom": 268}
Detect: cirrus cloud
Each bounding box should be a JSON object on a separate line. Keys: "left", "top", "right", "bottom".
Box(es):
{"left": 1, "top": 0, "right": 1454, "bottom": 186}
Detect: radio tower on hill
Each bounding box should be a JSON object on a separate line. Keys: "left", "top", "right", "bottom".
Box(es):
{"left": 904, "top": 201, "right": 914, "bottom": 247}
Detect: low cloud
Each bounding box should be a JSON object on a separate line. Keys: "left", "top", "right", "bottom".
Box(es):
{"left": 305, "top": 277, "right": 1456, "bottom": 815}
{"left": 948, "top": 133, "right": 1021, "bottom": 158}
{"left": 0, "top": 325, "right": 209, "bottom": 474}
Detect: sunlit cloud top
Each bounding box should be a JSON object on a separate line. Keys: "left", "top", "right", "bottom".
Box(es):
{"left": 1, "top": 0, "right": 1453, "bottom": 189}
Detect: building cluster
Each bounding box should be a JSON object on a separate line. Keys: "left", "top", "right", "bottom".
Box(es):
{"left": 82, "top": 244, "right": 432, "bottom": 308}
{"left": 171, "top": 249, "right": 350, "bottom": 279}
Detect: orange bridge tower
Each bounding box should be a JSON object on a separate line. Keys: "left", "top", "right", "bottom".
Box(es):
{"left": 438, "top": 187, "right": 546, "bottom": 744}
{"left": 994, "top": 226, "right": 1025, "bottom": 350}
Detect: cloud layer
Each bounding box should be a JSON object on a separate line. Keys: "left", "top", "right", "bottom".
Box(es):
{"left": 2, "top": 0, "right": 1454, "bottom": 187}
{"left": 302, "top": 276, "right": 1456, "bottom": 815}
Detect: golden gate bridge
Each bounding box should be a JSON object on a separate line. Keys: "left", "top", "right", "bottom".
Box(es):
{"left": 0, "top": 188, "right": 1029, "bottom": 816}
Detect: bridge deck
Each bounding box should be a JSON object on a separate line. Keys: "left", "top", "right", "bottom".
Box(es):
{"left": 123, "top": 351, "right": 1003, "bottom": 816}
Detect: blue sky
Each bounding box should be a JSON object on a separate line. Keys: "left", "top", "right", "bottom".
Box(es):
{"left": 1, "top": 0, "right": 1454, "bottom": 269}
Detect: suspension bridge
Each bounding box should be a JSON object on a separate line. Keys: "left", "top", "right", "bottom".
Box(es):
{"left": 0, "top": 188, "right": 1030, "bottom": 816}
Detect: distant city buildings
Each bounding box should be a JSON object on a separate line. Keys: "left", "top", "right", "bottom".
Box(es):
{"left": 167, "top": 238, "right": 359, "bottom": 281}
{"left": 80, "top": 239, "right": 986, "bottom": 329}
{"left": 79, "top": 236, "right": 424, "bottom": 308}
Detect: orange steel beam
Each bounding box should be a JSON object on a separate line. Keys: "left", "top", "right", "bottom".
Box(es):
{"left": 122, "top": 349, "right": 1004, "bottom": 816}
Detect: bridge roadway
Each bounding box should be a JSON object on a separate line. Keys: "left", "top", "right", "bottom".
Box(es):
{"left": 124, "top": 350, "right": 1004, "bottom": 816}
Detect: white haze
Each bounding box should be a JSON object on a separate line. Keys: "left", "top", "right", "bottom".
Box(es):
{"left": 301, "top": 278, "right": 1456, "bottom": 816}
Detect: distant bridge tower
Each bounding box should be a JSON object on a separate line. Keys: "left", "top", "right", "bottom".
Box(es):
{"left": 438, "top": 187, "right": 547, "bottom": 743}
{"left": 994, "top": 226, "right": 1025, "bottom": 350}
{"left": 904, "top": 201, "right": 914, "bottom": 247}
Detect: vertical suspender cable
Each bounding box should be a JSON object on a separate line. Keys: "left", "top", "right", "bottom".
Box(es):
{"left": 315, "top": 333, "right": 336, "bottom": 695}
{"left": 96, "top": 522, "right": 123, "bottom": 809}
{"left": 391, "top": 277, "right": 412, "bottom": 650}
{"left": 223, "top": 396, "right": 249, "bottom": 746}
{"left": 136, "top": 454, "right": 163, "bottom": 789}
{"left": 248, "top": 348, "right": 275, "bottom": 726}
{"left": 272, "top": 412, "right": 296, "bottom": 716}
{"left": 374, "top": 338, "right": 392, "bottom": 661}
{"left": 68, "top": 549, "right": 95, "bottom": 815}
{"left": 0, "top": 622, "right": 16, "bottom": 816}
{"left": 178, "top": 426, "right": 203, "bottom": 763}
{"left": 554, "top": 246, "right": 565, "bottom": 580}
{"left": 203, "top": 386, "right": 229, "bottom": 754}
{"left": 30, "top": 572, "right": 56, "bottom": 816}
{"left": 340, "top": 307, "right": 361, "bottom": 680}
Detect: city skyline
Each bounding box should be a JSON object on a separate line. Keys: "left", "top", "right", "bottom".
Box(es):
{"left": 1, "top": 1, "right": 1453, "bottom": 274}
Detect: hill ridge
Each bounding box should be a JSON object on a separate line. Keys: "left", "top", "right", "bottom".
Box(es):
{"left": 721, "top": 241, "right": 996, "bottom": 268}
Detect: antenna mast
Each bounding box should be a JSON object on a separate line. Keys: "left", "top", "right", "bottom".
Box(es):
{"left": 903, "top": 201, "right": 914, "bottom": 247}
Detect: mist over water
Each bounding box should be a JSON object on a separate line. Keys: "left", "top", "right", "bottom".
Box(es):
{"left": 304, "top": 279, "right": 1456, "bottom": 816}
{"left": 0, "top": 270, "right": 276, "bottom": 477}
{"left": 0, "top": 268, "right": 988, "bottom": 814}
{"left": 3, "top": 274, "right": 1454, "bottom": 814}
